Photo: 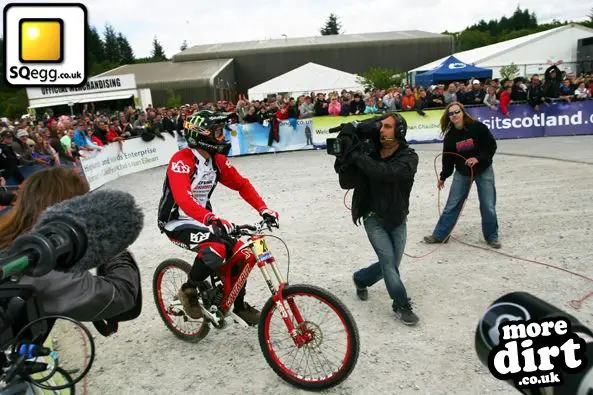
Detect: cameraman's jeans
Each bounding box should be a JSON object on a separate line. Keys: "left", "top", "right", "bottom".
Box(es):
{"left": 432, "top": 165, "right": 498, "bottom": 242}
{"left": 353, "top": 215, "right": 409, "bottom": 308}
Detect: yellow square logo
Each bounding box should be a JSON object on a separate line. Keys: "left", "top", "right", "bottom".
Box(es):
{"left": 19, "top": 18, "right": 64, "bottom": 63}
{"left": 4, "top": 3, "right": 86, "bottom": 87}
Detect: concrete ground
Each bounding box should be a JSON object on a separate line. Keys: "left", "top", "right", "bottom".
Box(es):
{"left": 83, "top": 135, "right": 593, "bottom": 395}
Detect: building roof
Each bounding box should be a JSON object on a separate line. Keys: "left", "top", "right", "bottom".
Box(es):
{"left": 96, "top": 59, "right": 233, "bottom": 86}
{"left": 409, "top": 23, "right": 593, "bottom": 72}
{"left": 173, "top": 30, "right": 449, "bottom": 61}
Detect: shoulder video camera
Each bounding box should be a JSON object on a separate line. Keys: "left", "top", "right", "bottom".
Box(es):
{"left": 326, "top": 116, "right": 384, "bottom": 157}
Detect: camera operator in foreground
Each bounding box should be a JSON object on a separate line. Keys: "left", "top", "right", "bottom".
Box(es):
{"left": 333, "top": 112, "right": 420, "bottom": 326}
{"left": 0, "top": 167, "right": 142, "bottom": 336}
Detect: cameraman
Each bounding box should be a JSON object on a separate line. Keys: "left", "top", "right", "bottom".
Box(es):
{"left": 333, "top": 112, "right": 420, "bottom": 326}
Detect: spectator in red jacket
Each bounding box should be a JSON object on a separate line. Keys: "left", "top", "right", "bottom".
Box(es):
{"left": 275, "top": 104, "right": 289, "bottom": 120}
{"left": 107, "top": 123, "right": 124, "bottom": 150}
{"left": 499, "top": 81, "right": 512, "bottom": 116}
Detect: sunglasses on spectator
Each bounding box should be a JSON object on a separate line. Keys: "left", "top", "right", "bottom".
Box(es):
{"left": 448, "top": 109, "right": 462, "bottom": 117}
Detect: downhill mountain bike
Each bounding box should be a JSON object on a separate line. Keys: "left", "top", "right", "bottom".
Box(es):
{"left": 152, "top": 219, "right": 360, "bottom": 390}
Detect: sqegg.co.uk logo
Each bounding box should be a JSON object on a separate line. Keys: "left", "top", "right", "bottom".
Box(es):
{"left": 3, "top": 3, "right": 87, "bottom": 87}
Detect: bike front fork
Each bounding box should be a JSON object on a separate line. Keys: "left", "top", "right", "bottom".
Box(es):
{"left": 258, "top": 261, "right": 311, "bottom": 347}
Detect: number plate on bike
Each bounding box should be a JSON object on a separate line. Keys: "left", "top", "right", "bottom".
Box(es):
{"left": 253, "top": 237, "right": 270, "bottom": 260}
{"left": 258, "top": 251, "right": 272, "bottom": 261}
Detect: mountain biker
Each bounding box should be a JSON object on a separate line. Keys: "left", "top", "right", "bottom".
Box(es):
{"left": 157, "top": 110, "right": 279, "bottom": 325}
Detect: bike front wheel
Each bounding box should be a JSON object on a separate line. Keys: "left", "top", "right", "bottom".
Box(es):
{"left": 258, "top": 284, "right": 360, "bottom": 391}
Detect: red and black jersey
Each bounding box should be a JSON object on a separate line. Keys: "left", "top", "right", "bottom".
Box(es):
{"left": 158, "top": 148, "right": 267, "bottom": 230}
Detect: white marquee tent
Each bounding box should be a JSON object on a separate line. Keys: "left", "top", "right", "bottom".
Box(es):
{"left": 247, "top": 62, "right": 365, "bottom": 100}
{"left": 409, "top": 23, "right": 593, "bottom": 83}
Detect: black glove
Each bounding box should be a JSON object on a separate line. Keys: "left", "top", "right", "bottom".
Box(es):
{"left": 342, "top": 146, "right": 363, "bottom": 165}
{"left": 260, "top": 209, "right": 279, "bottom": 229}
{"left": 337, "top": 122, "right": 358, "bottom": 139}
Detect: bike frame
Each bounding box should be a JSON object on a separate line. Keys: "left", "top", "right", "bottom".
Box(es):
{"left": 217, "top": 234, "right": 312, "bottom": 347}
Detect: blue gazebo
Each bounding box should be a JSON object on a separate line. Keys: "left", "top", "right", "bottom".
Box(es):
{"left": 414, "top": 55, "right": 493, "bottom": 87}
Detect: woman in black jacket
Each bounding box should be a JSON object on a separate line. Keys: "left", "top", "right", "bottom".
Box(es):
{"left": 423, "top": 102, "right": 501, "bottom": 248}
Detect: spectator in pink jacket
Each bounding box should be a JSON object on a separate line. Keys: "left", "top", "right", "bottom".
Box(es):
{"left": 328, "top": 95, "right": 341, "bottom": 115}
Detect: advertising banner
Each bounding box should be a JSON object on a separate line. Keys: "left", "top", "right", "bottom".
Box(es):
{"left": 310, "top": 112, "right": 443, "bottom": 147}
{"left": 80, "top": 134, "right": 179, "bottom": 190}
{"left": 310, "top": 114, "right": 374, "bottom": 147}
{"left": 227, "top": 119, "right": 314, "bottom": 156}
{"left": 307, "top": 101, "right": 593, "bottom": 148}
{"left": 61, "top": 100, "right": 593, "bottom": 190}
{"left": 400, "top": 110, "right": 442, "bottom": 143}
{"left": 466, "top": 100, "right": 593, "bottom": 138}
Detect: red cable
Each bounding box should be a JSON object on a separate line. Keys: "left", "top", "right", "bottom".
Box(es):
{"left": 342, "top": 151, "right": 593, "bottom": 310}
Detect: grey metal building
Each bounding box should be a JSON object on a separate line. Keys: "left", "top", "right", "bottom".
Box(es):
{"left": 99, "top": 30, "right": 453, "bottom": 105}
{"left": 97, "top": 58, "right": 235, "bottom": 106}
{"left": 175, "top": 30, "right": 453, "bottom": 95}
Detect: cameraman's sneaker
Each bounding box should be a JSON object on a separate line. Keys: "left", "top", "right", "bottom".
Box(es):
{"left": 393, "top": 300, "right": 419, "bottom": 326}
{"left": 423, "top": 235, "right": 449, "bottom": 244}
{"left": 487, "top": 239, "right": 502, "bottom": 249}
{"left": 353, "top": 274, "right": 368, "bottom": 301}
{"left": 178, "top": 284, "right": 203, "bottom": 319}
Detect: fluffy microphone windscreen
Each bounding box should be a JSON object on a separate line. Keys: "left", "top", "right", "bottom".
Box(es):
{"left": 34, "top": 189, "right": 144, "bottom": 272}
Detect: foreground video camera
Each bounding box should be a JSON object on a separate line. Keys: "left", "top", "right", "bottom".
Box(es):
{"left": 0, "top": 220, "right": 95, "bottom": 392}
{"left": 475, "top": 292, "right": 592, "bottom": 394}
{"left": 325, "top": 115, "right": 385, "bottom": 157}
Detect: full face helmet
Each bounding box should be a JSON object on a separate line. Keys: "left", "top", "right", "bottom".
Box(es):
{"left": 183, "top": 110, "right": 232, "bottom": 155}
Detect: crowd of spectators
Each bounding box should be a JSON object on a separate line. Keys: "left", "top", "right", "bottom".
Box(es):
{"left": 0, "top": 64, "right": 590, "bottom": 201}
{"left": 229, "top": 65, "right": 591, "bottom": 121}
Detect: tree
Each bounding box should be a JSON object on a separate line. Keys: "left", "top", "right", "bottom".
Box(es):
{"left": 320, "top": 13, "right": 342, "bottom": 35}
{"left": 500, "top": 63, "right": 520, "bottom": 80}
{"left": 164, "top": 88, "right": 182, "bottom": 107}
{"left": 86, "top": 26, "right": 105, "bottom": 65}
{"left": 356, "top": 67, "right": 404, "bottom": 92}
{"left": 151, "top": 37, "right": 167, "bottom": 61}
{"left": 117, "top": 33, "right": 135, "bottom": 64}
{"left": 585, "top": 8, "right": 593, "bottom": 28}
{"left": 180, "top": 40, "right": 188, "bottom": 51}
{"left": 456, "top": 29, "right": 494, "bottom": 51}
{"left": 103, "top": 23, "right": 120, "bottom": 64}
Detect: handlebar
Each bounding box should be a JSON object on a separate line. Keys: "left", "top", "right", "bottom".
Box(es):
{"left": 231, "top": 219, "right": 279, "bottom": 237}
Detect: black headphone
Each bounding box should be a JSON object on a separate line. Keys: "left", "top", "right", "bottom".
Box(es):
{"left": 390, "top": 112, "right": 408, "bottom": 141}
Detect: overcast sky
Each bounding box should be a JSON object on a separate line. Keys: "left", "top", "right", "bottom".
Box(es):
{"left": 1, "top": 0, "right": 591, "bottom": 58}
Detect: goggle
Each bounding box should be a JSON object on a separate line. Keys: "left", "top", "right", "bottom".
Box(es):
{"left": 184, "top": 120, "right": 225, "bottom": 141}
{"left": 212, "top": 125, "right": 225, "bottom": 141}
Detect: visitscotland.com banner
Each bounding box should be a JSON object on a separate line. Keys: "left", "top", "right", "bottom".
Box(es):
{"left": 309, "top": 100, "right": 593, "bottom": 148}
{"left": 465, "top": 100, "right": 593, "bottom": 138}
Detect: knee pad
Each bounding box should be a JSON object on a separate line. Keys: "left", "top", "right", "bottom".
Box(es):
{"left": 199, "top": 246, "right": 226, "bottom": 270}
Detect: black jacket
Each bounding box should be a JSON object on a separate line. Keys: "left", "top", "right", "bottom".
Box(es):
{"left": 334, "top": 142, "right": 418, "bottom": 230}
{"left": 439, "top": 121, "right": 497, "bottom": 180}
{"left": 16, "top": 250, "right": 141, "bottom": 323}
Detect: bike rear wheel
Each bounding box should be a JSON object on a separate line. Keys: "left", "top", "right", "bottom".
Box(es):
{"left": 152, "top": 258, "right": 210, "bottom": 343}
{"left": 258, "top": 284, "right": 360, "bottom": 391}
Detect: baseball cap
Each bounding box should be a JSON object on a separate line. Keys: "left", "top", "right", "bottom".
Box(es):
{"left": 0, "top": 130, "right": 13, "bottom": 139}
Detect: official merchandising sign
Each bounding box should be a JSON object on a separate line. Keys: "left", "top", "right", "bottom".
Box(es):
{"left": 25, "top": 73, "right": 137, "bottom": 101}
